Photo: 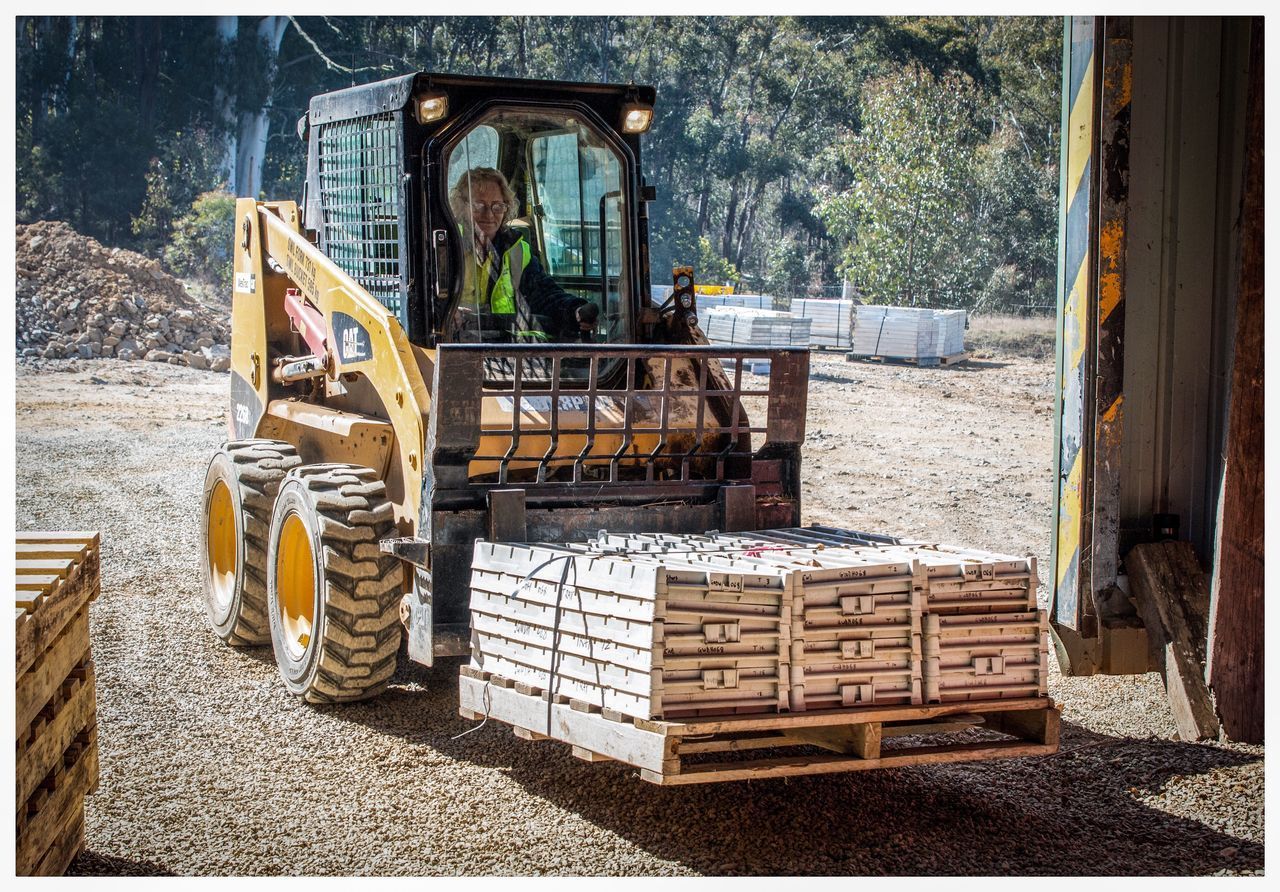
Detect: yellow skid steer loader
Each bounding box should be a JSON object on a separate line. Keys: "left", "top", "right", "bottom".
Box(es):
{"left": 201, "top": 72, "right": 808, "bottom": 702}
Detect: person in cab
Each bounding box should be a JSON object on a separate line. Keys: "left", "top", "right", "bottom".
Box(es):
{"left": 449, "top": 166, "right": 598, "bottom": 342}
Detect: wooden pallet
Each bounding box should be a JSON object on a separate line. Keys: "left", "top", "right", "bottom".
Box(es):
{"left": 16, "top": 531, "right": 101, "bottom": 876}
{"left": 845, "top": 352, "right": 969, "bottom": 367}
{"left": 458, "top": 666, "right": 1058, "bottom": 785}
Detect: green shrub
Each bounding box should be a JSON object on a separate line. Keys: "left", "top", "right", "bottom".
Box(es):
{"left": 165, "top": 190, "right": 236, "bottom": 292}
{"left": 695, "top": 236, "right": 740, "bottom": 288}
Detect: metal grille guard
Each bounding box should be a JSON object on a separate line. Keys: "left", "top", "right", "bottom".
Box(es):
{"left": 427, "top": 343, "right": 808, "bottom": 501}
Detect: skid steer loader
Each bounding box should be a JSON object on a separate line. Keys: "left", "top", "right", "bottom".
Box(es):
{"left": 200, "top": 72, "right": 808, "bottom": 702}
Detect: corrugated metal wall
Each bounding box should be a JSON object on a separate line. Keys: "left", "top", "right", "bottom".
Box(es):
{"left": 1120, "top": 17, "right": 1250, "bottom": 563}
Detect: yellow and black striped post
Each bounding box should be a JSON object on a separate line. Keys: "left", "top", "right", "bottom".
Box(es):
{"left": 1052, "top": 17, "right": 1099, "bottom": 637}
{"left": 1052, "top": 16, "right": 1134, "bottom": 646}
{"left": 1090, "top": 19, "right": 1132, "bottom": 611}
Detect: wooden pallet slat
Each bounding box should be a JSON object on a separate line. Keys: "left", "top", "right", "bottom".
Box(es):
{"left": 15, "top": 530, "right": 101, "bottom": 877}
{"left": 15, "top": 531, "right": 100, "bottom": 545}
{"left": 460, "top": 671, "right": 1057, "bottom": 785}
{"left": 16, "top": 541, "right": 93, "bottom": 561}
{"left": 16, "top": 726, "right": 98, "bottom": 874}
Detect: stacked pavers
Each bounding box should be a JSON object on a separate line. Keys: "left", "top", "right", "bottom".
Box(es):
{"left": 470, "top": 527, "right": 1047, "bottom": 719}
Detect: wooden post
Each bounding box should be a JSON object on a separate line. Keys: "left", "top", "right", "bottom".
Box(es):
{"left": 1207, "top": 17, "right": 1264, "bottom": 744}
{"left": 1129, "top": 542, "right": 1219, "bottom": 741}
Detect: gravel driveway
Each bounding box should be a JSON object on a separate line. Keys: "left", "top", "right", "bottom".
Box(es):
{"left": 14, "top": 358, "right": 1263, "bottom": 876}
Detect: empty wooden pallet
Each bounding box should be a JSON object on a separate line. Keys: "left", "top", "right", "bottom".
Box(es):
{"left": 458, "top": 665, "right": 1058, "bottom": 785}
{"left": 16, "top": 531, "right": 101, "bottom": 876}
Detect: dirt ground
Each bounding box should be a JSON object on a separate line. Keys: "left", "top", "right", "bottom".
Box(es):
{"left": 13, "top": 345, "right": 1264, "bottom": 876}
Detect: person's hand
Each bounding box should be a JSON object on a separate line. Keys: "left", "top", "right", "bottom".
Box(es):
{"left": 575, "top": 303, "right": 599, "bottom": 332}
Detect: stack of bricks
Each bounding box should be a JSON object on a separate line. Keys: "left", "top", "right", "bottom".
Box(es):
{"left": 469, "top": 527, "right": 1048, "bottom": 720}
{"left": 469, "top": 542, "right": 791, "bottom": 720}
{"left": 15, "top": 532, "right": 101, "bottom": 877}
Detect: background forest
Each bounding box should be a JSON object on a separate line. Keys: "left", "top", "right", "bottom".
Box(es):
{"left": 15, "top": 15, "right": 1061, "bottom": 313}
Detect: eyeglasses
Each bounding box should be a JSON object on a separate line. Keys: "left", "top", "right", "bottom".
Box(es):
{"left": 470, "top": 201, "right": 509, "bottom": 216}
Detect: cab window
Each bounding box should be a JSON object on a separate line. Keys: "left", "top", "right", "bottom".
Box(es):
{"left": 441, "top": 108, "right": 631, "bottom": 356}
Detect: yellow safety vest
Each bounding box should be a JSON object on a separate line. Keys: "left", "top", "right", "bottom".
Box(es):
{"left": 465, "top": 236, "right": 531, "bottom": 315}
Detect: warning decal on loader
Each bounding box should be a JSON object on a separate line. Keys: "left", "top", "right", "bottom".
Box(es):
{"left": 230, "top": 371, "right": 263, "bottom": 439}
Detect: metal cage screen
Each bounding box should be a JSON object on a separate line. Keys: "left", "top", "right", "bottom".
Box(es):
{"left": 316, "top": 113, "right": 405, "bottom": 321}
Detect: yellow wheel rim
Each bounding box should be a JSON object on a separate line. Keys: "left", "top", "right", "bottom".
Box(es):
{"left": 276, "top": 512, "right": 316, "bottom": 661}
{"left": 206, "top": 480, "right": 237, "bottom": 614}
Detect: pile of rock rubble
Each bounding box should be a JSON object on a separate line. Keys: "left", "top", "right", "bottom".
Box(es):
{"left": 16, "top": 221, "right": 231, "bottom": 371}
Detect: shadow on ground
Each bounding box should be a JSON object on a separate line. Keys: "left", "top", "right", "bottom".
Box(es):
{"left": 68, "top": 851, "right": 177, "bottom": 876}
{"left": 340, "top": 661, "right": 1263, "bottom": 876}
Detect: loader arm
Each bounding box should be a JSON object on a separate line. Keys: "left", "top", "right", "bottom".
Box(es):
{"left": 232, "top": 199, "right": 430, "bottom": 526}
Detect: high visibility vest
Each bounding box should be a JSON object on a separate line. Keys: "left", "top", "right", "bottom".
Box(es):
{"left": 468, "top": 236, "right": 531, "bottom": 315}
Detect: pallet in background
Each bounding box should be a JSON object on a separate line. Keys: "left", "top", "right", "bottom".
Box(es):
{"left": 458, "top": 666, "right": 1058, "bottom": 785}
{"left": 15, "top": 531, "right": 101, "bottom": 876}
{"left": 845, "top": 352, "right": 970, "bottom": 368}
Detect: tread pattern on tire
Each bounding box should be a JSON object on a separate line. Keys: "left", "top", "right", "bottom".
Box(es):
{"left": 217, "top": 439, "right": 302, "bottom": 645}
{"left": 282, "top": 463, "right": 404, "bottom": 704}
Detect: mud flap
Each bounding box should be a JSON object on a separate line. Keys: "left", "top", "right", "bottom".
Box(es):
{"left": 402, "top": 567, "right": 434, "bottom": 667}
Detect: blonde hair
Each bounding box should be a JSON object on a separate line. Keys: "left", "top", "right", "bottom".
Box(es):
{"left": 449, "top": 167, "right": 518, "bottom": 227}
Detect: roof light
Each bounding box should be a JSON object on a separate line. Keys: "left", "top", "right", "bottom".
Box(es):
{"left": 415, "top": 91, "right": 448, "bottom": 125}
{"left": 621, "top": 102, "right": 653, "bottom": 134}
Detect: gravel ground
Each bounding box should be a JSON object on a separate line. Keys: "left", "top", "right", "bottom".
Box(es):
{"left": 15, "top": 355, "right": 1263, "bottom": 876}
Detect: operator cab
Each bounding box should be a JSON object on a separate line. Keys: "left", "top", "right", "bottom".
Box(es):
{"left": 298, "top": 73, "right": 657, "bottom": 360}
{"left": 443, "top": 108, "right": 629, "bottom": 348}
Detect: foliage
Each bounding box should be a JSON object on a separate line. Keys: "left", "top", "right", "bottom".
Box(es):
{"left": 132, "top": 129, "right": 229, "bottom": 254}
{"left": 16, "top": 15, "right": 1061, "bottom": 313}
{"left": 164, "top": 190, "right": 237, "bottom": 291}
{"left": 761, "top": 240, "right": 810, "bottom": 296}
{"left": 695, "top": 237, "right": 740, "bottom": 287}
{"left": 819, "top": 17, "right": 1061, "bottom": 311}
{"left": 820, "top": 69, "right": 991, "bottom": 304}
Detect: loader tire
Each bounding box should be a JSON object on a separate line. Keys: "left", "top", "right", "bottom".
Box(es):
{"left": 201, "top": 440, "right": 303, "bottom": 645}
{"left": 266, "top": 464, "right": 404, "bottom": 703}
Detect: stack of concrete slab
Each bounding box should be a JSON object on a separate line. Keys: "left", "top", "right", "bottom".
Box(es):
{"left": 850, "top": 306, "right": 966, "bottom": 360}
{"left": 791, "top": 298, "right": 854, "bottom": 349}
{"left": 696, "top": 293, "right": 776, "bottom": 311}
{"left": 703, "top": 307, "right": 812, "bottom": 347}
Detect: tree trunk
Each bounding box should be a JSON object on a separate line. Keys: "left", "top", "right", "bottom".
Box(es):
{"left": 233, "top": 16, "right": 289, "bottom": 199}
{"left": 214, "top": 16, "right": 239, "bottom": 191}
{"left": 516, "top": 17, "right": 527, "bottom": 76}
{"left": 600, "top": 17, "right": 609, "bottom": 82}
{"left": 62, "top": 16, "right": 79, "bottom": 98}
{"left": 133, "top": 17, "right": 162, "bottom": 137}
{"left": 696, "top": 173, "right": 712, "bottom": 237}
{"left": 721, "top": 175, "right": 741, "bottom": 259}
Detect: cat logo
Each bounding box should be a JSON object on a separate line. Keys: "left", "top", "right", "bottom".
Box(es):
{"left": 332, "top": 312, "right": 372, "bottom": 363}
{"left": 343, "top": 327, "right": 363, "bottom": 357}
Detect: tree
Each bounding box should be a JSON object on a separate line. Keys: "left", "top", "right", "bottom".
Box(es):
{"left": 215, "top": 16, "right": 291, "bottom": 198}
{"left": 821, "top": 68, "right": 990, "bottom": 304}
